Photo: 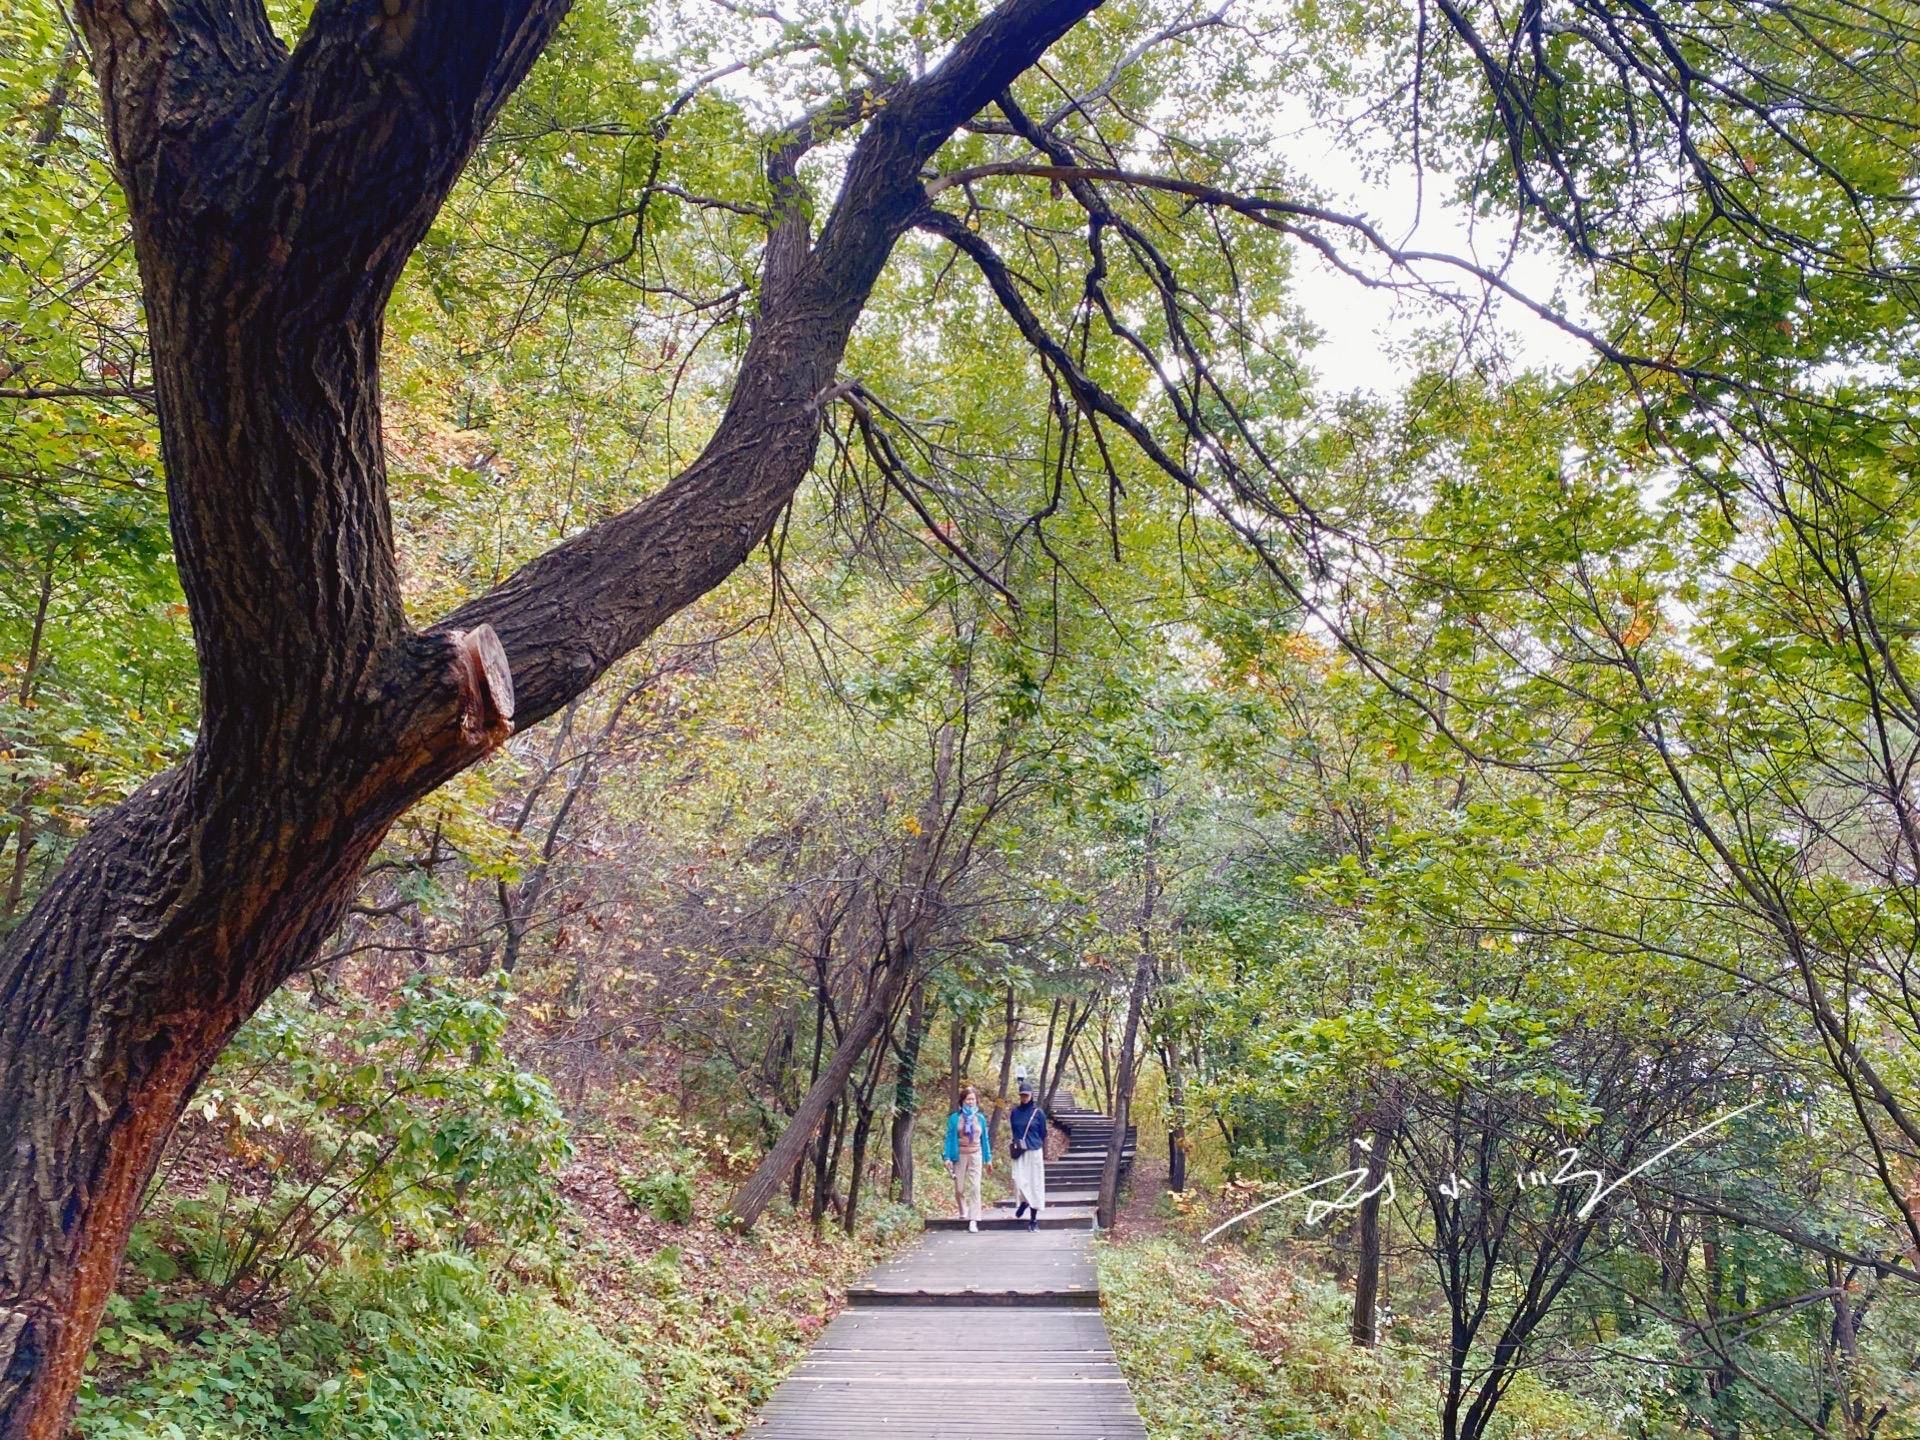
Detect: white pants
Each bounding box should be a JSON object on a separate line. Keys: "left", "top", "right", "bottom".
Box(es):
{"left": 951, "top": 1150, "right": 983, "bottom": 1220}
{"left": 1012, "top": 1148, "right": 1047, "bottom": 1214}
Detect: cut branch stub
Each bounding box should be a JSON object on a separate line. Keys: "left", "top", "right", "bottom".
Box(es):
{"left": 449, "top": 624, "right": 516, "bottom": 746}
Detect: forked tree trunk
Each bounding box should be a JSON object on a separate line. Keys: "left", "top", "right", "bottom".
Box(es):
{"left": 1044, "top": 995, "right": 1095, "bottom": 1114}
{"left": 844, "top": 1102, "right": 874, "bottom": 1234}
{"left": 0, "top": 0, "right": 1101, "bottom": 1429}
{"left": 731, "top": 955, "right": 915, "bottom": 1229}
{"left": 809, "top": 1097, "right": 844, "bottom": 1231}
{"left": 734, "top": 708, "right": 966, "bottom": 1229}
{"left": 843, "top": 1029, "right": 890, "bottom": 1235}
{"left": 890, "top": 979, "right": 927, "bottom": 1203}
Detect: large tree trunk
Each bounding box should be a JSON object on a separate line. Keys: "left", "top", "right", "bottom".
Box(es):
{"left": 0, "top": 0, "right": 1100, "bottom": 1430}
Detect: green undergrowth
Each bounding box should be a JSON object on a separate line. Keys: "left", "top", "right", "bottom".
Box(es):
{"left": 83, "top": 1250, "right": 706, "bottom": 1439}
{"left": 83, "top": 1185, "right": 879, "bottom": 1440}
{"left": 74, "top": 981, "right": 900, "bottom": 1439}
{"left": 1098, "top": 1235, "right": 1622, "bottom": 1440}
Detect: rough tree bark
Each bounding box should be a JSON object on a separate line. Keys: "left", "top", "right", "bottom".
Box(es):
{"left": 0, "top": 0, "right": 1100, "bottom": 1431}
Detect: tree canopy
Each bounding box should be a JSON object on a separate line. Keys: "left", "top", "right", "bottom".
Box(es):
{"left": 5, "top": 0, "right": 1920, "bottom": 1435}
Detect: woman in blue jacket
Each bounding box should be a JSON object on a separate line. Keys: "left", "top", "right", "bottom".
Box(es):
{"left": 944, "top": 1085, "right": 991, "bottom": 1231}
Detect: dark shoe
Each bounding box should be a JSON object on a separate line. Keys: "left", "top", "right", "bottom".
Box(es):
{"left": 1027, "top": 1216, "right": 1039, "bottom": 1232}
{"left": 1015, "top": 1201, "right": 1028, "bottom": 1219}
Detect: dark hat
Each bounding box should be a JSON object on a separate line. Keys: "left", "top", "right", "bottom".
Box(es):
{"left": 1017, "top": 1079, "right": 1035, "bottom": 1095}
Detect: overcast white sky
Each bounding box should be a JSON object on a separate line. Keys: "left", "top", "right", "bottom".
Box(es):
{"left": 1259, "top": 92, "right": 1593, "bottom": 396}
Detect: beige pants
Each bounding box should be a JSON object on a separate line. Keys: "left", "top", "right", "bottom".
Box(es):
{"left": 951, "top": 1149, "right": 983, "bottom": 1220}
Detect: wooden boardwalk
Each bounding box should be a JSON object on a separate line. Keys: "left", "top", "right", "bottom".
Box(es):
{"left": 753, "top": 1107, "right": 1146, "bottom": 1439}
{"left": 851, "top": 1229, "right": 1100, "bottom": 1305}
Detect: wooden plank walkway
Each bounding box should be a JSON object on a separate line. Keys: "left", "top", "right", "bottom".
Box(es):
{"left": 753, "top": 1106, "right": 1147, "bottom": 1439}
{"left": 753, "top": 1300, "right": 1146, "bottom": 1438}
{"left": 851, "top": 1229, "right": 1099, "bottom": 1305}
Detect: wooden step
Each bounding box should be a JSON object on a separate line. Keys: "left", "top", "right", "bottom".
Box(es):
{"left": 755, "top": 1303, "right": 1146, "bottom": 1439}
{"left": 846, "top": 1288, "right": 1101, "bottom": 1308}
{"left": 925, "top": 1214, "right": 1094, "bottom": 1231}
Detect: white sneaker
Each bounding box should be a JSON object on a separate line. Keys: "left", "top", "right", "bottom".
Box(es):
{"left": 968, "top": 1220, "right": 978, "bottom": 1232}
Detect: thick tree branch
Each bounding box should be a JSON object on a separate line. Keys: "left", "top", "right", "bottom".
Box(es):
{"left": 438, "top": 0, "right": 1104, "bottom": 734}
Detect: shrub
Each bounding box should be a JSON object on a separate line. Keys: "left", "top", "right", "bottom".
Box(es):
{"left": 620, "top": 1168, "right": 696, "bottom": 1224}
{"left": 867, "top": 1200, "right": 921, "bottom": 1246}
{"left": 163, "top": 977, "right": 570, "bottom": 1313}
{"left": 81, "top": 1249, "right": 679, "bottom": 1440}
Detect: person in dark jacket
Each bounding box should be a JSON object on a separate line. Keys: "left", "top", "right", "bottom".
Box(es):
{"left": 1006, "top": 1080, "right": 1066, "bottom": 1232}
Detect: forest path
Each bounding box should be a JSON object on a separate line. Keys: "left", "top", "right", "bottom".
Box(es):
{"left": 752, "top": 1108, "right": 1147, "bottom": 1438}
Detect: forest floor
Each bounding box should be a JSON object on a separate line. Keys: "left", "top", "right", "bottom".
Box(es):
{"left": 79, "top": 1076, "right": 929, "bottom": 1440}
{"left": 1109, "top": 1148, "right": 1173, "bottom": 1237}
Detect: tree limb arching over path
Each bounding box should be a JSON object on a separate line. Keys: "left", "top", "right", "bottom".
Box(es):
{"left": 0, "top": 1, "right": 1097, "bottom": 1432}
{"left": 7, "top": 0, "right": 1920, "bottom": 1433}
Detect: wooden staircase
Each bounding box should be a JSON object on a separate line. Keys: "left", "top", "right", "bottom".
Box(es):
{"left": 925, "top": 1103, "right": 1136, "bottom": 1231}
